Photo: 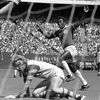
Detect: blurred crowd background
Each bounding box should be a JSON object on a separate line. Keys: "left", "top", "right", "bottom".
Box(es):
{"left": 0, "top": 19, "right": 100, "bottom": 55}
{"left": 0, "top": 19, "right": 100, "bottom": 69}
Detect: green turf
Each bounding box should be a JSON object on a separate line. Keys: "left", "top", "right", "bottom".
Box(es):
{"left": 0, "top": 69, "right": 100, "bottom": 100}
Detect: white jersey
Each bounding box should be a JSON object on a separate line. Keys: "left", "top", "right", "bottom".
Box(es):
{"left": 27, "top": 60, "right": 65, "bottom": 80}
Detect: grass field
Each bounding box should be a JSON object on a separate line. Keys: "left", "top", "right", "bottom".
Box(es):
{"left": 0, "top": 68, "right": 100, "bottom": 100}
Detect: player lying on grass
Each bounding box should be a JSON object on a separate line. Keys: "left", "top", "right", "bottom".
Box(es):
{"left": 5, "top": 54, "right": 86, "bottom": 100}
{"left": 0, "top": 0, "right": 20, "bottom": 14}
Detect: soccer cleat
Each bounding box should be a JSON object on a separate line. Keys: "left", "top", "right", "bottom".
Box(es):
{"left": 65, "top": 75, "right": 75, "bottom": 82}
{"left": 76, "top": 95, "right": 86, "bottom": 100}
{"left": 80, "top": 83, "right": 90, "bottom": 90}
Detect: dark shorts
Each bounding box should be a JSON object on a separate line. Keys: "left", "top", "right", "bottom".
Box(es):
{"left": 68, "top": 62, "right": 80, "bottom": 73}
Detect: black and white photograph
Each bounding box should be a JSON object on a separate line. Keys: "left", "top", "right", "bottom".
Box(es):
{"left": 0, "top": 0, "right": 100, "bottom": 100}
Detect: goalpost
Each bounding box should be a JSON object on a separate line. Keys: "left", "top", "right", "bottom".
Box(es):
{"left": 21, "top": 0, "right": 100, "bottom": 5}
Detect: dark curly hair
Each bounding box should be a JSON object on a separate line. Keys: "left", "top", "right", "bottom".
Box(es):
{"left": 11, "top": 54, "right": 27, "bottom": 68}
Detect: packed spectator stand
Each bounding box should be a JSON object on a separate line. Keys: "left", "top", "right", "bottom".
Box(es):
{"left": 0, "top": 19, "right": 100, "bottom": 69}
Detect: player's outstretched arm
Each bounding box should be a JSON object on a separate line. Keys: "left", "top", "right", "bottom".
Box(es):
{"left": 0, "top": 0, "right": 20, "bottom": 14}
{"left": 37, "top": 24, "right": 57, "bottom": 39}
{"left": 16, "top": 66, "right": 38, "bottom": 98}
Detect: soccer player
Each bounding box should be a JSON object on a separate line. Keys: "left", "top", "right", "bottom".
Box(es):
{"left": 5, "top": 54, "right": 86, "bottom": 100}
{"left": 0, "top": 0, "right": 20, "bottom": 14}
{"left": 96, "top": 45, "right": 100, "bottom": 76}
{"left": 37, "top": 17, "right": 90, "bottom": 90}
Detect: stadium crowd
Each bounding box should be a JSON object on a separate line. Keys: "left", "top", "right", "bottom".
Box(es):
{"left": 0, "top": 19, "right": 100, "bottom": 63}
{"left": 0, "top": 19, "right": 62, "bottom": 55}
{"left": 74, "top": 23, "right": 100, "bottom": 56}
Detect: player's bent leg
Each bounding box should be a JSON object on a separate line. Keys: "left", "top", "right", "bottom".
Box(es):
{"left": 32, "top": 79, "right": 49, "bottom": 98}
{"left": 65, "top": 63, "right": 78, "bottom": 82}
{"left": 48, "top": 76, "right": 85, "bottom": 100}
{"left": 52, "top": 85, "right": 86, "bottom": 100}
{"left": 74, "top": 70, "right": 90, "bottom": 90}
{"left": 48, "top": 76, "right": 68, "bottom": 98}
{"left": 62, "top": 61, "right": 74, "bottom": 77}
{"left": 32, "top": 88, "right": 47, "bottom": 98}
{"left": 32, "top": 90, "right": 57, "bottom": 99}
{"left": 60, "top": 50, "right": 74, "bottom": 78}
{"left": 69, "top": 63, "right": 90, "bottom": 90}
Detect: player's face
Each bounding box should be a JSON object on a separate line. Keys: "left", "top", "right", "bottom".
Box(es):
{"left": 58, "top": 19, "right": 65, "bottom": 28}
{"left": 15, "top": 60, "right": 25, "bottom": 72}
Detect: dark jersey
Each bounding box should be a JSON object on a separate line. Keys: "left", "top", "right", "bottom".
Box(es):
{"left": 40, "top": 25, "right": 74, "bottom": 49}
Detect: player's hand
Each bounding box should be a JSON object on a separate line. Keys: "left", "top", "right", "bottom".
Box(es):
{"left": 4, "top": 95, "right": 16, "bottom": 99}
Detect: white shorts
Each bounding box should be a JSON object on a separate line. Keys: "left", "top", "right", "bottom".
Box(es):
{"left": 64, "top": 45, "right": 77, "bottom": 57}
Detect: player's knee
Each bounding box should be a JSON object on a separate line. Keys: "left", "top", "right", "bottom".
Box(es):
{"left": 32, "top": 90, "right": 38, "bottom": 97}
{"left": 74, "top": 70, "right": 81, "bottom": 77}
{"left": 32, "top": 92, "right": 40, "bottom": 98}
{"left": 32, "top": 91, "right": 46, "bottom": 98}
{"left": 52, "top": 87, "right": 59, "bottom": 93}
